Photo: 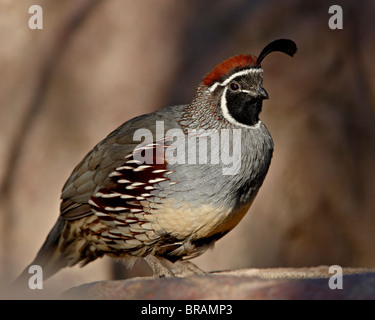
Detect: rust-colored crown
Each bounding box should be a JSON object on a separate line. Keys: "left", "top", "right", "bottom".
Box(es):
{"left": 202, "top": 54, "right": 257, "bottom": 87}
{"left": 202, "top": 39, "right": 297, "bottom": 88}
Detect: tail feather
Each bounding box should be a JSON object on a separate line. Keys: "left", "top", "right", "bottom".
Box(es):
{"left": 13, "top": 214, "right": 104, "bottom": 293}
{"left": 31, "top": 217, "right": 68, "bottom": 277}
{"left": 13, "top": 217, "right": 69, "bottom": 288}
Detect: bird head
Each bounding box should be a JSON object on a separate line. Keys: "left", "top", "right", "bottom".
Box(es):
{"left": 202, "top": 39, "right": 297, "bottom": 127}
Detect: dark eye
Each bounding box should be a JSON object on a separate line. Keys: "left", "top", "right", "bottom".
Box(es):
{"left": 229, "top": 82, "right": 240, "bottom": 91}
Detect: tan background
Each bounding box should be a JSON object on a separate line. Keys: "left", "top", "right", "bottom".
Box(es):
{"left": 1, "top": 0, "right": 375, "bottom": 293}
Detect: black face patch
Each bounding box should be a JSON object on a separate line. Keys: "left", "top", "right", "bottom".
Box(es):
{"left": 225, "top": 90, "right": 263, "bottom": 126}
{"left": 219, "top": 72, "right": 264, "bottom": 126}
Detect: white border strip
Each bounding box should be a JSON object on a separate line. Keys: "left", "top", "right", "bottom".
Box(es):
{"left": 209, "top": 68, "right": 263, "bottom": 92}
{"left": 220, "top": 86, "right": 261, "bottom": 129}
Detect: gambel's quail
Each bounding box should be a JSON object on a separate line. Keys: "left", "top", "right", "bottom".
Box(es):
{"left": 17, "top": 39, "right": 297, "bottom": 282}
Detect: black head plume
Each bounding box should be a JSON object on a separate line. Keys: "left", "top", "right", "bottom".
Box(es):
{"left": 255, "top": 39, "right": 297, "bottom": 67}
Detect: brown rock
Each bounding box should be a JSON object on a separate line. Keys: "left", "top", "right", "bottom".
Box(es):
{"left": 63, "top": 266, "right": 375, "bottom": 300}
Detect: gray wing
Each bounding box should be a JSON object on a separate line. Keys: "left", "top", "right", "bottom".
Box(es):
{"left": 60, "top": 105, "right": 184, "bottom": 221}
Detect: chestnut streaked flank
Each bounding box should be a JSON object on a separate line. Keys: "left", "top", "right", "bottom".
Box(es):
{"left": 15, "top": 39, "right": 297, "bottom": 285}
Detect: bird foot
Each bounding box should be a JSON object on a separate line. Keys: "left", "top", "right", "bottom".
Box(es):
{"left": 144, "top": 255, "right": 207, "bottom": 278}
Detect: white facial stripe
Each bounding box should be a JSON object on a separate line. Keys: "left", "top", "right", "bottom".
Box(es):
{"left": 220, "top": 86, "right": 261, "bottom": 129}
{"left": 209, "top": 68, "right": 263, "bottom": 92}
{"left": 239, "top": 89, "right": 257, "bottom": 96}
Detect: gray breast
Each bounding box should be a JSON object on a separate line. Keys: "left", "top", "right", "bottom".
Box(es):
{"left": 158, "top": 121, "right": 273, "bottom": 210}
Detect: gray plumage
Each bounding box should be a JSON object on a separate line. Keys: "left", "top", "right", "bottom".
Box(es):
{"left": 15, "top": 39, "right": 296, "bottom": 285}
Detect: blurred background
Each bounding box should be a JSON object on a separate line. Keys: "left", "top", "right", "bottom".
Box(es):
{"left": 1, "top": 0, "right": 375, "bottom": 294}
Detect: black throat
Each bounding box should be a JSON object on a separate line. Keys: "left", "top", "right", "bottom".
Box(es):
{"left": 225, "top": 91, "right": 263, "bottom": 126}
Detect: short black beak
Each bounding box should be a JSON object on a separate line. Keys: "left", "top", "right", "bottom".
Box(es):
{"left": 258, "top": 86, "right": 269, "bottom": 100}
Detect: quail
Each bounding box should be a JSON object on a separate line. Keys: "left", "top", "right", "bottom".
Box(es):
{"left": 18, "top": 39, "right": 297, "bottom": 282}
